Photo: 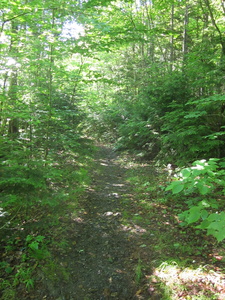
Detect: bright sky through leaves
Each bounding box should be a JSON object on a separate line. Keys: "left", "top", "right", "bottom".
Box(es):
{"left": 61, "top": 21, "right": 85, "bottom": 39}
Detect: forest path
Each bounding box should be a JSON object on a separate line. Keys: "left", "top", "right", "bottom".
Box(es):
{"left": 44, "top": 145, "right": 159, "bottom": 300}
{"left": 30, "top": 145, "right": 225, "bottom": 300}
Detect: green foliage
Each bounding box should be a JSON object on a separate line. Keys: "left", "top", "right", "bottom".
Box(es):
{"left": 79, "top": 0, "right": 225, "bottom": 165}
{"left": 161, "top": 94, "right": 225, "bottom": 164}
{"left": 0, "top": 160, "right": 46, "bottom": 194}
{"left": 166, "top": 158, "right": 225, "bottom": 242}
{"left": 0, "top": 234, "right": 49, "bottom": 299}
{"left": 0, "top": 279, "right": 16, "bottom": 300}
{"left": 13, "top": 266, "right": 34, "bottom": 291}
{"left": 135, "top": 258, "right": 143, "bottom": 285}
{"left": 117, "top": 119, "right": 160, "bottom": 157}
{"left": 25, "top": 235, "right": 49, "bottom": 260}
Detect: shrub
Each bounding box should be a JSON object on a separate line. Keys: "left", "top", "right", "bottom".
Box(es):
{"left": 166, "top": 158, "right": 225, "bottom": 242}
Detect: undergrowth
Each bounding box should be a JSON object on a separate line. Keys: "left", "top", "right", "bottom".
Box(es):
{"left": 0, "top": 140, "right": 95, "bottom": 299}
{"left": 121, "top": 153, "right": 225, "bottom": 299}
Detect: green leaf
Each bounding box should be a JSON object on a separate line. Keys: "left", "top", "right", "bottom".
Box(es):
{"left": 29, "top": 241, "right": 39, "bottom": 250}
{"left": 192, "top": 169, "right": 202, "bottom": 177}
{"left": 5, "top": 266, "right": 13, "bottom": 274}
{"left": 213, "top": 231, "right": 225, "bottom": 242}
{"left": 196, "top": 182, "right": 211, "bottom": 195}
{"left": 26, "top": 235, "right": 33, "bottom": 243}
{"left": 165, "top": 181, "right": 184, "bottom": 194}
{"left": 184, "top": 111, "right": 207, "bottom": 119}
{"left": 196, "top": 219, "right": 211, "bottom": 229}
{"left": 181, "top": 168, "right": 191, "bottom": 178}
{"left": 199, "top": 212, "right": 225, "bottom": 242}
{"left": 187, "top": 206, "right": 202, "bottom": 224}
{"left": 172, "top": 182, "right": 184, "bottom": 194}
{"left": 200, "top": 209, "right": 208, "bottom": 220}
{"left": 36, "top": 235, "right": 45, "bottom": 242}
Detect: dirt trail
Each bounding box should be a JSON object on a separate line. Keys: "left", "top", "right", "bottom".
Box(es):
{"left": 42, "top": 145, "right": 156, "bottom": 300}
{"left": 4, "top": 145, "right": 225, "bottom": 300}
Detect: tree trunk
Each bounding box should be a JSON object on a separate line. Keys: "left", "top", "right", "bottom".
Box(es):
{"left": 170, "top": 4, "right": 174, "bottom": 71}
{"left": 182, "top": 3, "right": 189, "bottom": 67}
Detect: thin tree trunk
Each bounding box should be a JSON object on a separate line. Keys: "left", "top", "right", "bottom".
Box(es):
{"left": 44, "top": 9, "right": 55, "bottom": 161}
{"left": 8, "top": 21, "right": 19, "bottom": 138}
{"left": 182, "top": 3, "right": 189, "bottom": 67}
{"left": 170, "top": 4, "right": 174, "bottom": 71}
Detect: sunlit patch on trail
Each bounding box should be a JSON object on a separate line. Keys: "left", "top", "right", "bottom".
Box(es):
{"left": 149, "top": 261, "right": 225, "bottom": 299}
{"left": 107, "top": 192, "right": 120, "bottom": 198}
{"left": 112, "top": 183, "right": 125, "bottom": 187}
{"left": 100, "top": 162, "right": 109, "bottom": 166}
{"left": 72, "top": 217, "right": 84, "bottom": 223}
{"left": 120, "top": 224, "right": 147, "bottom": 234}
{"left": 102, "top": 211, "right": 121, "bottom": 217}
{"left": 99, "top": 159, "right": 110, "bottom": 166}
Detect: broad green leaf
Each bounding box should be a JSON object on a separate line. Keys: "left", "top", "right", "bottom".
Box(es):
{"left": 196, "top": 182, "right": 211, "bottom": 195}
{"left": 192, "top": 169, "right": 202, "bottom": 177}
{"left": 208, "top": 222, "right": 222, "bottom": 230}
{"left": 181, "top": 168, "right": 191, "bottom": 178}
{"left": 204, "top": 212, "right": 225, "bottom": 242}
{"left": 196, "top": 219, "right": 210, "bottom": 229}
{"left": 200, "top": 209, "right": 208, "bottom": 220}
{"left": 172, "top": 182, "right": 184, "bottom": 194}
{"left": 166, "top": 181, "right": 185, "bottom": 194}
{"left": 165, "top": 184, "right": 173, "bottom": 191}
{"left": 207, "top": 213, "right": 223, "bottom": 222}
{"left": 213, "top": 231, "right": 225, "bottom": 242}
{"left": 187, "top": 206, "right": 202, "bottom": 224}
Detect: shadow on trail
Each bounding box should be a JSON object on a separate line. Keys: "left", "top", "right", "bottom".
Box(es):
{"left": 53, "top": 145, "right": 154, "bottom": 300}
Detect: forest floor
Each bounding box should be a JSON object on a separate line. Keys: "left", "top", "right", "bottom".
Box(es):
{"left": 2, "top": 144, "right": 225, "bottom": 299}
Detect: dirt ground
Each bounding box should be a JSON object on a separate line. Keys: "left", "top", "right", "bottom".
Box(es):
{"left": 29, "top": 145, "right": 158, "bottom": 300}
